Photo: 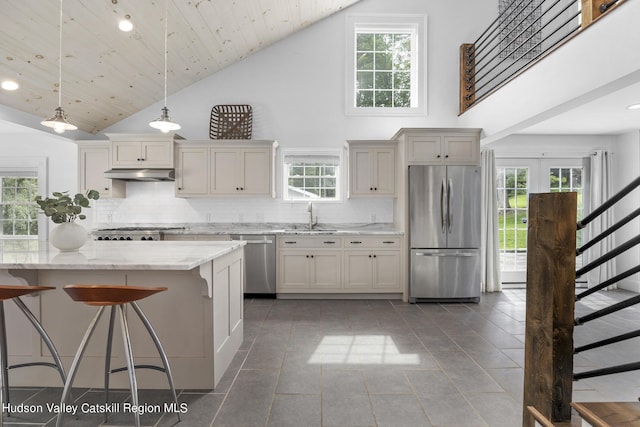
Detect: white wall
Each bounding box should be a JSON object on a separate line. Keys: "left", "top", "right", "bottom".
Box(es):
{"left": 612, "top": 131, "right": 640, "bottom": 292}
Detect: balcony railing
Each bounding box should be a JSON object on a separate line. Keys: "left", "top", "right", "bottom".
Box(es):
{"left": 459, "top": 0, "right": 626, "bottom": 114}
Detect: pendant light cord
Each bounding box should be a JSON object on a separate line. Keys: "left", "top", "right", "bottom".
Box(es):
{"left": 57, "top": 0, "right": 63, "bottom": 107}
{"left": 163, "top": 0, "right": 168, "bottom": 107}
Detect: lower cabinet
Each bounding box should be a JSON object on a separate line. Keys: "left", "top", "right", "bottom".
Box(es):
{"left": 277, "top": 235, "right": 402, "bottom": 294}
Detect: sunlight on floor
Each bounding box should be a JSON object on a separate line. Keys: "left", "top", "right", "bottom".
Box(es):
{"left": 307, "top": 335, "right": 420, "bottom": 365}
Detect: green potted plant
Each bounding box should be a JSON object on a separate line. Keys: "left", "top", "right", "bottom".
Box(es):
{"left": 35, "top": 190, "right": 100, "bottom": 251}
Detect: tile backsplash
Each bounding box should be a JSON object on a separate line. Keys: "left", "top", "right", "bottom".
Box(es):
{"left": 92, "top": 182, "right": 394, "bottom": 226}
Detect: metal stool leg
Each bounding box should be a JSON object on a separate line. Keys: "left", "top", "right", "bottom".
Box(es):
{"left": 118, "top": 304, "right": 140, "bottom": 427}
{"left": 0, "top": 302, "right": 8, "bottom": 424}
{"left": 56, "top": 306, "right": 106, "bottom": 427}
{"left": 130, "top": 301, "right": 181, "bottom": 422}
{"left": 103, "top": 306, "right": 116, "bottom": 424}
{"left": 12, "top": 297, "right": 67, "bottom": 384}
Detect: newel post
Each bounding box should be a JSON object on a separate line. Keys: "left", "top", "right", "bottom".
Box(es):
{"left": 522, "top": 192, "right": 577, "bottom": 427}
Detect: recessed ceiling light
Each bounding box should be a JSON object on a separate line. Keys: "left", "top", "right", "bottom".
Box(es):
{"left": 118, "top": 15, "right": 133, "bottom": 32}
{"left": 627, "top": 103, "right": 640, "bottom": 110}
{"left": 1, "top": 80, "right": 19, "bottom": 91}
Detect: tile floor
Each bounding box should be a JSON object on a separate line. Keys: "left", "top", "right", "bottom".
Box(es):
{"left": 3, "top": 289, "right": 640, "bottom": 426}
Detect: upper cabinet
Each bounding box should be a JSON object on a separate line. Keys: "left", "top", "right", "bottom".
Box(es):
{"left": 175, "top": 140, "right": 278, "bottom": 198}
{"left": 77, "top": 141, "right": 125, "bottom": 198}
{"left": 346, "top": 140, "right": 397, "bottom": 198}
{"left": 107, "top": 133, "right": 177, "bottom": 168}
{"left": 393, "top": 128, "right": 481, "bottom": 166}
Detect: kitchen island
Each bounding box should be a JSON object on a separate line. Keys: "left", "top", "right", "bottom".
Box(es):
{"left": 0, "top": 240, "right": 245, "bottom": 390}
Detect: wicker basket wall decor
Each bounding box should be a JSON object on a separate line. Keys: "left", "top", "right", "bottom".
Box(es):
{"left": 209, "top": 104, "right": 253, "bottom": 139}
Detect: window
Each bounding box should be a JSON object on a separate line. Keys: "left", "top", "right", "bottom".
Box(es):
{"left": 346, "top": 15, "right": 426, "bottom": 116}
{"left": 283, "top": 152, "right": 341, "bottom": 201}
{"left": 0, "top": 174, "right": 39, "bottom": 238}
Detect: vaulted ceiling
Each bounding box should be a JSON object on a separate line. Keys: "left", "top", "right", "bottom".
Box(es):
{"left": 0, "top": 0, "right": 362, "bottom": 134}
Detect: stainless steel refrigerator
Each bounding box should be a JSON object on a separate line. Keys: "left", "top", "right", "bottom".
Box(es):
{"left": 409, "top": 165, "right": 481, "bottom": 302}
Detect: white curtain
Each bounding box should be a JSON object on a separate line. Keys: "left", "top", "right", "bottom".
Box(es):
{"left": 587, "top": 150, "right": 616, "bottom": 289}
{"left": 481, "top": 149, "right": 502, "bottom": 292}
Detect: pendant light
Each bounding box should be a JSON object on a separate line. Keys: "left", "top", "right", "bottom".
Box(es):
{"left": 41, "top": 0, "right": 77, "bottom": 134}
{"left": 149, "top": 0, "right": 181, "bottom": 133}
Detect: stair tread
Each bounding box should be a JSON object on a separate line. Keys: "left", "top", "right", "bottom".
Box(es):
{"left": 571, "top": 402, "right": 640, "bottom": 426}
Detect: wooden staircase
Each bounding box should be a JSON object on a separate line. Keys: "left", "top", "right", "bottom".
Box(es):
{"left": 528, "top": 403, "right": 640, "bottom": 426}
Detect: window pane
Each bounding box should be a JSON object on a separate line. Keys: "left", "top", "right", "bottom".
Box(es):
{"left": 394, "top": 91, "right": 410, "bottom": 107}
{"left": 285, "top": 159, "right": 339, "bottom": 201}
{"left": 0, "top": 176, "right": 39, "bottom": 238}
{"left": 357, "top": 52, "right": 374, "bottom": 70}
{"left": 357, "top": 71, "right": 374, "bottom": 89}
{"left": 357, "top": 33, "right": 374, "bottom": 51}
{"left": 375, "top": 71, "right": 392, "bottom": 89}
{"left": 356, "top": 90, "right": 374, "bottom": 107}
{"left": 375, "top": 53, "right": 392, "bottom": 71}
{"left": 374, "top": 90, "right": 392, "bottom": 107}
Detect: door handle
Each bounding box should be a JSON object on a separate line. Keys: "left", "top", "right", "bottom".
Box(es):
{"left": 447, "top": 178, "right": 453, "bottom": 234}
{"left": 440, "top": 179, "right": 446, "bottom": 233}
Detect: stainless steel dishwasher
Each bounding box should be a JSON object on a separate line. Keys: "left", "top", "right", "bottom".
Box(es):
{"left": 230, "top": 234, "right": 276, "bottom": 298}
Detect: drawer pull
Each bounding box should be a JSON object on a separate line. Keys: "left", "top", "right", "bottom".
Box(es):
{"left": 350, "top": 241, "right": 362, "bottom": 244}
{"left": 323, "top": 241, "right": 336, "bottom": 244}
{"left": 383, "top": 241, "right": 396, "bottom": 244}
{"left": 284, "top": 241, "right": 298, "bottom": 244}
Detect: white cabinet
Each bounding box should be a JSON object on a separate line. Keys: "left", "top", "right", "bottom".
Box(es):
{"left": 77, "top": 141, "right": 125, "bottom": 198}
{"left": 346, "top": 141, "right": 397, "bottom": 197}
{"left": 175, "top": 146, "right": 209, "bottom": 196}
{"left": 210, "top": 147, "right": 271, "bottom": 195}
{"left": 276, "top": 235, "right": 402, "bottom": 294}
{"left": 277, "top": 237, "right": 342, "bottom": 292}
{"left": 107, "top": 133, "right": 176, "bottom": 168}
{"left": 393, "top": 128, "right": 481, "bottom": 165}
{"left": 343, "top": 237, "right": 401, "bottom": 292}
{"left": 174, "top": 140, "right": 278, "bottom": 198}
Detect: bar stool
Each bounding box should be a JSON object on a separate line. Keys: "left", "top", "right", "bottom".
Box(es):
{"left": 56, "top": 285, "right": 180, "bottom": 427}
{"left": 0, "top": 286, "right": 66, "bottom": 420}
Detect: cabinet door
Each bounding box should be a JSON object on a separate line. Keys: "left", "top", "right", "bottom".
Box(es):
{"left": 141, "top": 141, "right": 174, "bottom": 167}
{"left": 112, "top": 141, "right": 142, "bottom": 166}
{"left": 344, "top": 252, "right": 373, "bottom": 289}
{"left": 241, "top": 148, "right": 271, "bottom": 195}
{"left": 278, "top": 251, "right": 310, "bottom": 290}
{"left": 372, "top": 251, "right": 401, "bottom": 290}
{"left": 310, "top": 252, "right": 342, "bottom": 289}
{"left": 373, "top": 148, "right": 396, "bottom": 195}
{"left": 443, "top": 135, "right": 479, "bottom": 165}
{"left": 350, "top": 148, "right": 374, "bottom": 195}
{"left": 78, "top": 145, "right": 124, "bottom": 198}
{"left": 210, "top": 149, "right": 240, "bottom": 194}
{"left": 176, "top": 147, "right": 209, "bottom": 196}
{"left": 407, "top": 135, "right": 443, "bottom": 164}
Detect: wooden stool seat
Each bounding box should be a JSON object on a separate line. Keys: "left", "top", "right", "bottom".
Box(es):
{"left": 0, "top": 285, "right": 55, "bottom": 301}
{"left": 63, "top": 285, "right": 167, "bottom": 306}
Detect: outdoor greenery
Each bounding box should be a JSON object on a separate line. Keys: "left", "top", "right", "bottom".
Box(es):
{"left": 1, "top": 177, "right": 39, "bottom": 236}
{"left": 34, "top": 190, "right": 100, "bottom": 224}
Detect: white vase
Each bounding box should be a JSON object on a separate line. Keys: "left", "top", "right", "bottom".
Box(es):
{"left": 50, "top": 222, "right": 89, "bottom": 252}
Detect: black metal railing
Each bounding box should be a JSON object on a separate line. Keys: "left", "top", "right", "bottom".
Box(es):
{"left": 460, "top": 0, "right": 626, "bottom": 113}
{"left": 572, "top": 175, "right": 640, "bottom": 381}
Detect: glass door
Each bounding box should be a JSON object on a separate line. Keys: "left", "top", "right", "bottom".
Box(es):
{"left": 496, "top": 158, "right": 586, "bottom": 286}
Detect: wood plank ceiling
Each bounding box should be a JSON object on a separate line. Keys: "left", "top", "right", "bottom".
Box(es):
{"left": 0, "top": 0, "right": 361, "bottom": 134}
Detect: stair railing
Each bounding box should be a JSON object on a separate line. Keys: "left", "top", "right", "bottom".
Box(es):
{"left": 522, "top": 175, "right": 640, "bottom": 427}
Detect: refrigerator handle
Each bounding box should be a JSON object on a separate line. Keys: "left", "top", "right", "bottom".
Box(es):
{"left": 447, "top": 178, "right": 453, "bottom": 234}
{"left": 440, "top": 179, "right": 446, "bottom": 233}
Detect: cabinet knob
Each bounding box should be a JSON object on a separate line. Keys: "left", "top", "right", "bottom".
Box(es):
{"left": 374, "top": 187, "right": 377, "bottom": 191}
{"left": 445, "top": 155, "right": 449, "bottom": 158}
{"left": 104, "top": 187, "right": 109, "bottom": 191}
{"left": 178, "top": 187, "right": 182, "bottom": 190}
{"left": 436, "top": 154, "right": 441, "bottom": 158}
{"left": 370, "top": 187, "right": 373, "bottom": 191}
{"left": 369, "top": 254, "right": 372, "bottom": 258}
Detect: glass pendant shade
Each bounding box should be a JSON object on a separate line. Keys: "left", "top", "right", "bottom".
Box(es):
{"left": 149, "top": 107, "right": 181, "bottom": 133}
{"left": 41, "top": 106, "right": 78, "bottom": 133}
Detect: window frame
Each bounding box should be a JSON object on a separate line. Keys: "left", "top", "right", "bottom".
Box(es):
{"left": 345, "top": 14, "right": 427, "bottom": 117}
{"left": 0, "top": 157, "right": 48, "bottom": 239}
{"left": 282, "top": 149, "right": 342, "bottom": 203}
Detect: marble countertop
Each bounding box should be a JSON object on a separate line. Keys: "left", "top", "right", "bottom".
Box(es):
{"left": 0, "top": 240, "right": 245, "bottom": 270}
{"left": 94, "top": 223, "right": 404, "bottom": 236}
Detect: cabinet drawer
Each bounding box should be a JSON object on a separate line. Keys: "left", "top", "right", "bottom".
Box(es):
{"left": 343, "top": 236, "right": 401, "bottom": 248}
{"left": 278, "top": 236, "right": 342, "bottom": 248}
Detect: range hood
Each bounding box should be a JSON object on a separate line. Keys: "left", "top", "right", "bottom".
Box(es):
{"left": 103, "top": 168, "right": 175, "bottom": 182}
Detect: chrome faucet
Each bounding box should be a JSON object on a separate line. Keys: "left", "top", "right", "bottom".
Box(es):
{"left": 307, "top": 202, "right": 317, "bottom": 230}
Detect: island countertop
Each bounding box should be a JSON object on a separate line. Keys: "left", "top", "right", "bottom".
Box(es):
{"left": 0, "top": 240, "right": 246, "bottom": 270}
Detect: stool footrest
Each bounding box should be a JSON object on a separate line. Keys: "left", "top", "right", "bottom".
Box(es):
{"left": 8, "top": 361, "right": 59, "bottom": 371}
{"left": 110, "top": 364, "right": 167, "bottom": 375}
